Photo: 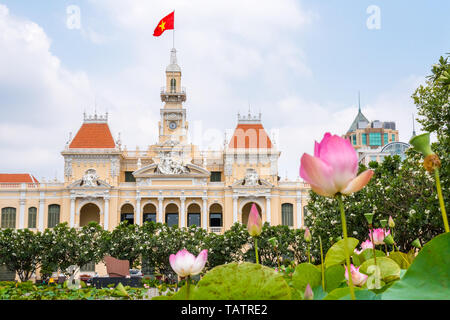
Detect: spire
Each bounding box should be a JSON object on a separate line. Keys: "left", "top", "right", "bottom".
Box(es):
{"left": 347, "top": 92, "right": 369, "bottom": 133}
{"left": 412, "top": 113, "right": 417, "bottom": 138}
{"left": 166, "top": 48, "right": 181, "bottom": 72}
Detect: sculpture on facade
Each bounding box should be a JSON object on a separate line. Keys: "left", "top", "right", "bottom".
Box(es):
{"left": 244, "top": 168, "right": 260, "bottom": 186}
{"left": 156, "top": 152, "right": 189, "bottom": 175}
{"left": 81, "top": 169, "right": 99, "bottom": 187}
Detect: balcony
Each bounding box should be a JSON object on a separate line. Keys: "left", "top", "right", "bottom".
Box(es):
{"left": 160, "top": 87, "right": 186, "bottom": 103}
{"left": 209, "top": 227, "right": 223, "bottom": 234}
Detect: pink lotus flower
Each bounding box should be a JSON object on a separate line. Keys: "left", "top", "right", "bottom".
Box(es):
{"left": 169, "top": 249, "right": 208, "bottom": 277}
{"left": 304, "top": 227, "right": 312, "bottom": 242}
{"left": 300, "top": 133, "right": 374, "bottom": 197}
{"left": 369, "top": 228, "right": 391, "bottom": 245}
{"left": 354, "top": 239, "right": 374, "bottom": 254}
{"left": 345, "top": 264, "right": 368, "bottom": 287}
{"left": 247, "top": 203, "right": 262, "bottom": 237}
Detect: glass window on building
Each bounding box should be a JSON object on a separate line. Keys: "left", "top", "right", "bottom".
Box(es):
{"left": 352, "top": 135, "right": 356, "bottom": 145}
{"left": 28, "top": 207, "right": 37, "bottom": 229}
{"left": 125, "top": 171, "right": 136, "bottom": 182}
{"left": 1, "top": 207, "right": 16, "bottom": 229}
{"left": 47, "top": 204, "right": 60, "bottom": 228}
{"left": 209, "top": 213, "right": 222, "bottom": 227}
{"left": 143, "top": 213, "right": 156, "bottom": 223}
{"left": 121, "top": 213, "right": 134, "bottom": 225}
{"left": 188, "top": 213, "right": 201, "bottom": 227}
{"left": 369, "top": 133, "right": 382, "bottom": 146}
{"left": 391, "top": 134, "right": 396, "bottom": 142}
{"left": 384, "top": 133, "right": 388, "bottom": 145}
{"left": 166, "top": 213, "right": 179, "bottom": 227}
{"left": 281, "top": 203, "right": 294, "bottom": 227}
{"left": 362, "top": 133, "right": 367, "bottom": 145}
{"left": 210, "top": 171, "right": 222, "bottom": 182}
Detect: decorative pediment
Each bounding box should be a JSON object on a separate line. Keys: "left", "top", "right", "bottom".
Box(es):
{"left": 67, "top": 178, "right": 112, "bottom": 189}
{"left": 67, "top": 169, "right": 112, "bottom": 189}
{"left": 133, "top": 163, "right": 210, "bottom": 178}
{"left": 231, "top": 177, "right": 273, "bottom": 188}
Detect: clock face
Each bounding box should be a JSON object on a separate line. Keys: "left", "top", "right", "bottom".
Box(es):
{"left": 169, "top": 121, "right": 177, "bottom": 130}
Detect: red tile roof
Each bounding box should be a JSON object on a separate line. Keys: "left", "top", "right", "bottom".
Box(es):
{"left": 0, "top": 174, "right": 39, "bottom": 183}
{"left": 69, "top": 123, "right": 116, "bottom": 149}
{"left": 228, "top": 123, "right": 273, "bottom": 149}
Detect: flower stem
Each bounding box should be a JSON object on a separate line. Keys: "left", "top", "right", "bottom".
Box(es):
{"left": 369, "top": 226, "right": 377, "bottom": 265}
{"left": 307, "top": 243, "right": 311, "bottom": 264}
{"left": 319, "top": 235, "right": 325, "bottom": 291}
{"left": 337, "top": 194, "right": 356, "bottom": 300}
{"left": 186, "top": 276, "right": 190, "bottom": 300}
{"left": 434, "top": 168, "right": 449, "bottom": 233}
{"left": 254, "top": 237, "right": 259, "bottom": 264}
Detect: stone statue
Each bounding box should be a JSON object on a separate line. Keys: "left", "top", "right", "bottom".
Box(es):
{"left": 244, "top": 168, "right": 260, "bottom": 186}
{"left": 157, "top": 152, "right": 188, "bottom": 175}
{"left": 82, "top": 169, "right": 99, "bottom": 187}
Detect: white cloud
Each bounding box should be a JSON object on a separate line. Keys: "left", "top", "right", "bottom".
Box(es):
{"left": 0, "top": 4, "right": 94, "bottom": 179}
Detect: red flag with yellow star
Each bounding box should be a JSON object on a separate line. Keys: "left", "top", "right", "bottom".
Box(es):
{"left": 153, "top": 11, "right": 174, "bottom": 37}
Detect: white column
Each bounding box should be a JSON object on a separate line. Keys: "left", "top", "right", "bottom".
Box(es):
{"left": 104, "top": 196, "right": 109, "bottom": 230}
{"left": 180, "top": 197, "right": 186, "bottom": 228}
{"left": 233, "top": 195, "right": 238, "bottom": 224}
{"left": 296, "top": 193, "right": 302, "bottom": 229}
{"left": 19, "top": 199, "right": 26, "bottom": 229}
{"left": 158, "top": 197, "right": 164, "bottom": 223}
{"left": 136, "top": 193, "right": 141, "bottom": 226}
{"left": 266, "top": 196, "right": 271, "bottom": 225}
{"left": 38, "top": 192, "right": 45, "bottom": 231}
{"left": 69, "top": 196, "right": 76, "bottom": 228}
{"left": 202, "top": 197, "right": 208, "bottom": 230}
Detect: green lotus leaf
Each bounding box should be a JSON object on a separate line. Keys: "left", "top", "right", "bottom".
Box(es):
{"left": 359, "top": 257, "right": 401, "bottom": 283}
{"left": 325, "top": 264, "right": 345, "bottom": 292}
{"left": 291, "top": 263, "right": 322, "bottom": 294}
{"left": 192, "top": 262, "right": 291, "bottom": 300}
{"left": 382, "top": 232, "right": 450, "bottom": 300}
{"left": 387, "top": 252, "right": 413, "bottom": 269}
{"left": 325, "top": 237, "right": 359, "bottom": 268}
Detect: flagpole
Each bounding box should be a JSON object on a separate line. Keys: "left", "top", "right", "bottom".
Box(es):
{"left": 173, "top": 9, "right": 175, "bottom": 48}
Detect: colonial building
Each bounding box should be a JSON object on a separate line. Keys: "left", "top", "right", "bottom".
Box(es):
{"left": 0, "top": 48, "right": 311, "bottom": 236}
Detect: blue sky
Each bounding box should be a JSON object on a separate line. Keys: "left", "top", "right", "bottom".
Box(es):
{"left": 0, "top": 0, "right": 449, "bottom": 180}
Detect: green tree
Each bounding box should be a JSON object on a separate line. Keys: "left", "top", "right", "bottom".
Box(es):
{"left": 0, "top": 228, "right": 43, "bottom": 281}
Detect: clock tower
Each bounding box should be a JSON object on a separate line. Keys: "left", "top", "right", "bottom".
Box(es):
{"left": 158, "top": 48, "right": 188, "bottom": 145}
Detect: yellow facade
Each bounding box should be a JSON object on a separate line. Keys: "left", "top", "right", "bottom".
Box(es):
{"left": 0, "top": 48, "right": 311, "bottom": 239}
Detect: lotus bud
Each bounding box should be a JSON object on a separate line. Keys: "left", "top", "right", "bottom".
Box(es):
{"left": 409, "top": 132, "right": 433, "bottom": 157}
{"left": 247, "top": 203, "right": 262, "bottom": 237}
{"left": 388, "top": 216, "right": 395, "bottom": 228}
{"left": 304, "top": 227, "right": 312, "bottom": 243}
{"left": 364, "top": 213, "right": 374, "bottom": 225}
{"left": 304, "top": 283, "right": 314, "bottom": 300}
{"left": 380, "top": 219, "right": 387, "bottom": 228}
{"left": 383, "top": 234, "right": 395, "bottom": 245}
{"left": 412, "top": 238, "right": 422, "bottom": 249}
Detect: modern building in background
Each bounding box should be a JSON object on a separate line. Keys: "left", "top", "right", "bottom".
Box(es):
{"left": 344, "top": 98, "right": 410, "bottom": 165}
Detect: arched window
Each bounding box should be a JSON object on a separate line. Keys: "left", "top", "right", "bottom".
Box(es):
{"left": 1, "top": 207, "right": 16, "bottom": 229}
{"left": 170, "top": 78, "right": 176, "bottom": 92}
{"left": 209, "top": 203, "right": 223, "bottom": 227}
{"left": 165, "top": 203, "right": 179, "bottom": 227}
{"left": 28, "top": 207, "right": 37, "bottom": 229}
{"left": 187, "top": 203, "right": 201, "bottom": 227}
{"left": 48, "top": 204, "right": 60, "bottom": 228}
{"left": 120, "top": 204, "right": 135, "bottom": 225}
{"left": 143, "top": 203, "right": 157, "bottom": 223}
{"left": 281, "top": 203, "right": 293, "bottom": 227}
